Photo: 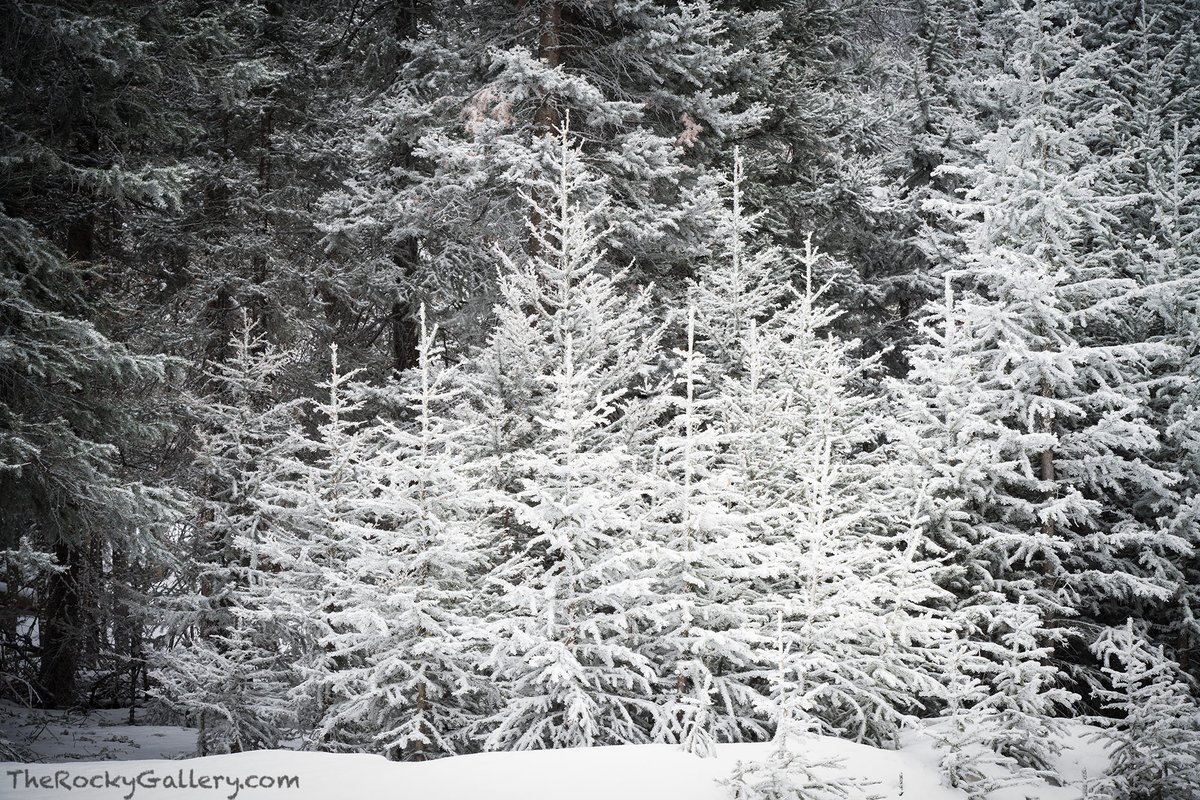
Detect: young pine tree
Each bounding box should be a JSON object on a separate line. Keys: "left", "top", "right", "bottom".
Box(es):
{"left": 751, "top": 241, "right": 954, "bottom": 747}
{"left": 1090, "top": 620, "right": 1200, "bottom": 800}
{"left": 639, "top": 307, "right": 771, "bottom": 754}
{"left": 153, "top": 314, "right": 301, "bottom": 754}
{"left": 692, "top": 162, "right": 957, "bottom": 746}
{"left": 255, "top": 344, "right": 385, "bottom": 753}
{"left": 303, "top": 309, "right": 495, "bottom": 760}
{"left": 462, "top": 126, "right": 665, "bottom": 751}
{"left": 890, "top": 281, "right": 1079, "bottom": 785}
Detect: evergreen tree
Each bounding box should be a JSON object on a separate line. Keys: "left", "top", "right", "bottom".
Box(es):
{"left": 300, "top": 309, "right": 495, "bottom": 760}
{"left": 918, "top": 0, "right": 1178, "bottom": 695}
{"left": 639, "top": 307, "right": 770, "bottom": 753}
{"left": 1090, "top": 619, "right": 1200, "bottom": 800}
{"left": 1082, "top": 0, "right": 1200, "bottom": 680}
{"left": 750, "top": 241, "right": 953, "bottom": 746}
{"left": 254, "top": 344, "right": 384, "bottom": 752}
{"left": 0, "top": 0, "right": 194, "bottom": 705}
{"left": 463, "top": 126, "right": 665, "bottom": 750}
{"left": 152, "top": 314, "right": 301, "bottom": 754}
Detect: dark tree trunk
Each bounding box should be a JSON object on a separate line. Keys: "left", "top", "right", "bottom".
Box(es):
{"left": 534, "top": 1, "right": 563, "bottom": 135}
{"left": 389, "top": 2, "right": 423, "bottom": 375}
{"left": 38, "top": 541, "right": 85, "bottom": 707}
{"left": 37, "top": 208, "right": 96, "bottom": 708}
{"left": 391, "top": 237, "right": 420, "bottom": 375}
{"left": 526, "top": 1, "right": 564, "bottom": 256}
{"left": 1040, "top": 378, "right": 1056, "bottom": 542}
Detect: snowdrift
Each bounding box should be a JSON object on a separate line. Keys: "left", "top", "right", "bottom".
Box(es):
{"left": 2, "top": 724, "right": 1109, "bottom": 800}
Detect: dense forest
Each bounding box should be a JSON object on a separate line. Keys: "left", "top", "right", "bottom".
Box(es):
{"left": 1, "top": 0, "right": 1198, "bottom": 796}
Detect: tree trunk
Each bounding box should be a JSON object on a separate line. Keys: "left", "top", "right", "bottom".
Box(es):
{"left": 1039, "top": 377, "right": 1057, "bottom": 546}
{"left": 38, "top": 208, "right": 95, "bottom": 708}
{"left": 388, "top": 3, "right": 423, "bottom": 376}
{"left": 534, "top": 1, "right": 563, "bottom": 135}
{"left": 527, "top": 1, "right": 563, "bottom": 256}
{"left": 38, "top": 541, "right": 85, "bottom": 707}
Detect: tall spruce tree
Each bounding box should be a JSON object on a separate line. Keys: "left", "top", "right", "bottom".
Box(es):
{"left": 915, "top": 0, "right": 1179, "bottom": 698}
{"left": 0, "top": 0, "right": 195, "bottom": 707}
{"left": 152, "top": 314, "right": 303, "bottom": 754}
{"left": 461, "top": 126, "right": 666, "bottom": 750}
{"left": 294, "top": 310, "right": 496, "bottom": 760}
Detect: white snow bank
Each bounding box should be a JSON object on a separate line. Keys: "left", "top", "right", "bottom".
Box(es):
{"left": 1, "top": 702, "right": 1109, "bottom": 800}
{"left": 3, "top": 737, "right": 964, "bottom": 800}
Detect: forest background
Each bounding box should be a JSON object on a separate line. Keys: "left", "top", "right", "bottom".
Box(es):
{"left": 1, "top": 0, "right": 1199, "bottom": 797}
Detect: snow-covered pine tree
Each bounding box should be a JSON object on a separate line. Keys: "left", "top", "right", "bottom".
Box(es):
{"left": 303, "top": 307, "right": 495, "bottom": 760}
{"left": 687, "top": 153, "right": 955, "bottom": 746}
{"left": 919, "top": 0, "right": 1179, "bottom": 695}
{"left": 689, "top": 150, "right": 786, "bottom": 378}
{"left": 945, "top": 598, "right": 1078, "bottom": 793}
{"left": 748, "top": 239, "right": 954, "bottom": 746}
{"left": 889, "top": 278, "right": 1079, "bottom": 786}
{"left": 1084, "top": 1, "right": 1200, "bottom": 681}
{"left": 254, "top": 343, "right": 384, "bottom": 752}
{"left": 639, "top": 307, "right": 770, "bottom": 754}
{"left": 1090, "top": 619, "right": 1200, "bottom": 800}
{"left": 719, "top": 609, "right": 882, "bottom": 800}
{"left": 152, "top": 313, "right": 302, "bottom": 754}
{"left": 1130, "top": 120, "right": 1200, "bottom": 688}
{"left": 461, "top": 124, "right": 665, "bottom": 751}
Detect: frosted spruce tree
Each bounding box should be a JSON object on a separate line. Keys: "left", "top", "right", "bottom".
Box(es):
{"left": 461, "top": 125, "right": 665, "bottom": 750}
{"left": 890, "top": 281, "right": 1079, "bottom": 786}
{"left": 1090, "top": 620, "right": 1200, "bottom": 800}
{"left": 748, "top": 240, "right": 954, "bottom": 746}
{"left": 919, "top": 0, "right": 1178, "bottom": 691}
{"left": 720, "top": 608, "right": 882, "bottom": 800}
{"left": 639, "top": 307, "right": 771, "bottom": 754}
{"left": 1085, "top": 4, "right": 1200, "bottom": 675}
{"left": 254, "top": 344, "right": 385, "bottom": 752}
{"left": 1118, "top": 99, "right": 1200, "bottom": 680}
{"left": 625, "top": 152, "right": 788, "bottom": 753}
{"left": 0, "top": 0, "right": 195, "bottom": 706}
{"left": 153, "top": 314, "right": 302, "bottom": 754}
{"left": 303, "top": 308, "right": 495, "bottom": 760}
{"left": 691, "top": 157, "right": 955, "bottom": 746}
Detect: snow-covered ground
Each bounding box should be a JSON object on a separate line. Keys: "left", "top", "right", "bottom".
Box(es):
{"left": 0, "top": 703, "right": 197, "bottom": 763}
{"left": 1, "top": 703, "right": 1109, "bottom": 800}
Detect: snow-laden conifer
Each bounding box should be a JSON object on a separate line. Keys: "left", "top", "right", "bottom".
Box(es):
{"left": 153, "top": 313, "right": 302, "bottom": 754}
{"left": 301, "top": 308, "right": 495, "bottom": 760}
{"left": 890, "top": 278, "right": 1079, "bottom": 787}
{"left": 639, "top": 307, "right": 770, "bottom": 753}
{"left": 1090, "top": 619, "right": 1200, "bottom": 800}
{"left": 463, "top": 125, "right": 665, "bottom": 750}
{"left": 740, "top": 240, "right": 955, "bottom": 746}
{"left": 254, "top": 344, "right": 384, "bottom": 752}
{"left": 916, "top": 0, "right": 1179, "bottom": 692}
